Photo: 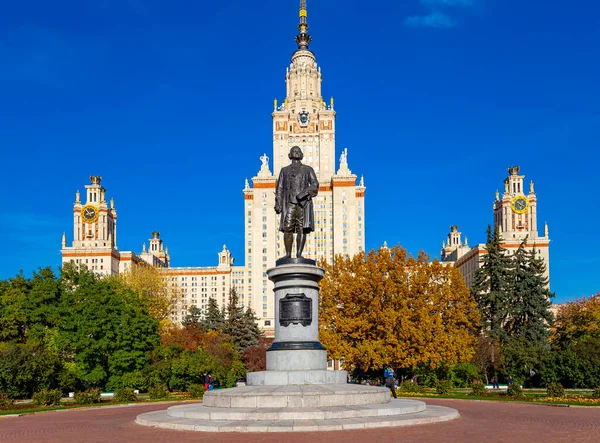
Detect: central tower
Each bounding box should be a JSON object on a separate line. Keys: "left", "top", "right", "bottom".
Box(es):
{"left": 272, "top": 0, "right": 336, "bottom": 181}
{"left": 243, "top": 1, "right": 366, "bottom": 333}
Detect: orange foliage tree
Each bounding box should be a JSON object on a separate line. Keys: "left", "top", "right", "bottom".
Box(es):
{"left": 319, "top": 245, "right": 480, "bottom": 373}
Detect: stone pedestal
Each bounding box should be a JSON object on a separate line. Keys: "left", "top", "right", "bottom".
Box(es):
{"left": 247, "top": 261, "right": 347, "bottom": 385}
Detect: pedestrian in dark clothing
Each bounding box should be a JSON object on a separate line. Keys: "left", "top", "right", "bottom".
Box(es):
{"left": 492, "top": 376, "right": 499, "bottom": 389}
{"left": 208, "top": 374, "right": 214, "bottom": 391}
{"left": 384, "top": 366, "right": 397, "bottom": 399}
{"left": 204, "top": 372, "right": 210, "bottom": 391}
{"left": 507, "top": 376, "right": 514, "bottom": 386}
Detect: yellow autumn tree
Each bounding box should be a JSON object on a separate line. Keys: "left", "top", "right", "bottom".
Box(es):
{"left": 319, "top": 245, "right": 480, "bottom": 372}
{"left": 114, "top": 264, "right": 179, "bottom": 332}
{"left": 552, "top": 292, "right": 600, "bottom": 346}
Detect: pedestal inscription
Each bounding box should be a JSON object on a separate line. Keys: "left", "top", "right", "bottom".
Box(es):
{"left": 279, "top": 293, "right": 312, "bottom": 326}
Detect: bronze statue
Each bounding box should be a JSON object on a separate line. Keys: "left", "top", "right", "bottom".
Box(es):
{"left": 275, "top": 146, "right": 319, "bottom": 259}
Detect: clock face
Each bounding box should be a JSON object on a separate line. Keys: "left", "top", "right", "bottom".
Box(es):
{"left": 511, "top": 196, "right": 529, "bottom": 214}
{"left": 81, "top": 205, "right": 99, "bottom": 223}
{"left": 298, "top": 110, "right": 309, "bottom": 127}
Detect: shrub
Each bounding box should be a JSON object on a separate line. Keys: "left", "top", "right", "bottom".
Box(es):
{"left": 470, "top": 381, "right": 487, "bottom": 396}
{"left": 112, "top": 387, "right": 138, "bottom": 403}
{"left": 435, "top": 380, "right": 453, "bottom": 395}
{"left": 450, "top": 362, "right": 480, "bottom": 388}
{"left": 546, "top": 382, "right": 565, "bottom": 398}
{"left": 592, "top": 387, "right": 600, "bottom": 398}
{"left": 0, "top": 393, "right": 15, "bottom": 410}
{"left": 73, "top": 388, "right": 101, "bottom": 405}
{"left": 32, "top": 389, "right": 62, "bottom": 406}
{"left": 507, "top": 383, "right": 523, "bottom": 397}
{"left": 148, "top": 385, "right": 170, "bottom": 400}
{"left": 398, "top": 381, "right": 424, "bottom": 394}
{"left": 121, "top": 371, "right": 148, "bottom": 392}
{"left": 186, "top": 384, "right": 205, "bottom": 399}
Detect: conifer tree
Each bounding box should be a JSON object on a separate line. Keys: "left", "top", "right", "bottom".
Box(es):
{"left": 182, "top": 305, "right": 203, "bottom": 327}
{"left": 471, "top": 225, "right": 513, "bottom": 340}
{"left": 504, "top": 239, "right": 554, "bottom": 341}
{"left": 522, "top": 245, "right": 554, "bottom": 339}
{"left": 504, "top": 240, "right": 530, "bottom": 338}
{"left": 223, "top": 288, "right": 263, "bottom": 355}
{"left": 201, "top": 297, "right": 225, "bottom": 331}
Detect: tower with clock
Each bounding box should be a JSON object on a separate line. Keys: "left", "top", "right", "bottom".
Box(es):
{"left": 494, "top": 165, "right": 540, "bottom": 240}
{"left": 61, "top": 176, "right": 121, "bottom": 275}
{"left": 441, "top": 166, "right": 551, "bottom": 289}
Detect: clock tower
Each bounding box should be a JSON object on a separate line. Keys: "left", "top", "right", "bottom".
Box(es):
{"left": 61, "top": 175, "right": 120, "bottom": 275}
{"left": 441, "top": 165, "right": 550, "bottom": 288}
{"left": 494, "top": 166, "right": 539, "bottom": 240}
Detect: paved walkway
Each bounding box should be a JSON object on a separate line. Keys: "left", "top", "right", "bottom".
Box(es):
{"left": 1, "top": 398, "right": 599, "bottom": 442}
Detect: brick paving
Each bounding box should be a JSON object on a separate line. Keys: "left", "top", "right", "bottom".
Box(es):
{"left": 0, "top": 398, "right": 599, "bottom": 443}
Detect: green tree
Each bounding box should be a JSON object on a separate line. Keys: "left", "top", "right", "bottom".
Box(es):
{"left": 182, "top": 305, "right": 203, "bottom": 327}
{"left": 0, "top": 343, "right": 62, "bottom": 398}
{"left": 56, "top": 263, "right": 159, "bottom": 388}
{"left": 223, "top": 288, "right": 263, "bottom": 355}
{"left": 504, "top": 241, "right": 554, "bottom": 341}
{"left": 471, "top": 225, "right": 513, "bottom": 341}
{"left": 23, "top": 267, "right": 62, "bottom": 347}
{"left": 201, "top": 297, "right": 225, "bottom": 331}
{"left": 0, "top": 272, "right": 30, "bottom": 342}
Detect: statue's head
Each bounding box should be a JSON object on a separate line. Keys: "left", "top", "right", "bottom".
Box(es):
{"left": 289, "top": 146, "right": 303, "bottom": 161}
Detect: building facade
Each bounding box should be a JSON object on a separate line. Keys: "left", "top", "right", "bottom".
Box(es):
{"left": 61, "top": 2, "right": 365, "bottom": 333}
{"left": 441, "top": 166, "right": 550, "bottom": 288}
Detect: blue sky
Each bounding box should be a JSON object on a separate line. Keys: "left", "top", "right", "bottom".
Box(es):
{"left": 0, "top": 0, "right": 598, "bottom": 303}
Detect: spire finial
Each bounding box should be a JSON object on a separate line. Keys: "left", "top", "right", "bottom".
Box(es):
{"left": 295, "top": 0, "right": 311, "bottom": 50}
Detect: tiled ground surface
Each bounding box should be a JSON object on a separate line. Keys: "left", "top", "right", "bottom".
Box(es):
{"left": 1, "top": 398, "right": 599, "bottom": 442}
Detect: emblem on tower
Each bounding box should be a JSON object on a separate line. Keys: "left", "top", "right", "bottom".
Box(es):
{"left": 298, "top": 110, "right": 310, "bottom": 127}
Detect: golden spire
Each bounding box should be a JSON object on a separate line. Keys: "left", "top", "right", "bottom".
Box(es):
{"left": 295, "top": 0, "right": 312, "bottom": 50}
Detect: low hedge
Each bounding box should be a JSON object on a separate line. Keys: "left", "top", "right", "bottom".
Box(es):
{"left": 32, "top": 389, "right": 62, "bottom": 406}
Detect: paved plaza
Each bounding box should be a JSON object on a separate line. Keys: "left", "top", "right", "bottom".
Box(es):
{"left": 0, "top": 398, "right": 598, "bottom": 442}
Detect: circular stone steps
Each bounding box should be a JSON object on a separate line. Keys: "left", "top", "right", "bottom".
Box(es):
{"left": 136, "top": 384, "right": 459, "bottom": 433}
{"left": 202, "top": 384, "right": 391, "bottom": 408}
{"left": 136, "top": 402, "right": 459, "bottom": 432}
{"left": 167, "top": 399, "right": 426, "bottom": 421}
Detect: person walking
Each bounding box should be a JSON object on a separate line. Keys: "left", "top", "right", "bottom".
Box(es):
{"left": 384, "top": 366, "right": 397, "bottom": 399}
{"left": 204, "top": 372, "right": 210, "bottom": 391}
{"left": 507, "top": 375, "right": 514, "bottom": 387}
{"left": 208, "top": 374, "right": 215, "bottom": 391}
{"left": 492, "top": 375, "right": 499, "bottom": 389}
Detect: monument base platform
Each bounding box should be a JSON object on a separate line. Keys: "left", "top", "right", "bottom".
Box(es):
{"left": 247, "top": 369, "right": 347, "bottom": 386}
{"left": 266, "top": 348, "right": 328, "bottom": 371}
{"left": 137, "top": 386, "right": 458, "bottom": 432}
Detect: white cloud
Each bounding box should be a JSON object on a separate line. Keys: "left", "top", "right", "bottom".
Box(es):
{"left": 406, "top": 0, "right": 478, "bottom": 29}
{"left": 405, "top": 11, "right": 457, "bottom": 28}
